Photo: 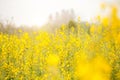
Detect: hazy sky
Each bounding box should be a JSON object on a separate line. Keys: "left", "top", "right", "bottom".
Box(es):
{"left": 0, "top": 0, "right": 116, "bottom": 26}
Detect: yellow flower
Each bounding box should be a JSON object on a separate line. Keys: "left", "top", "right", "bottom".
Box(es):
{"left": 102, "top": 17, "right": 109, "bottom": 27}
{"left": 46, "top": 54, "right": 60, "bottom": 66}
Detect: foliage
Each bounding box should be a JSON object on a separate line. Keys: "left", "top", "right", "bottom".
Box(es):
{"left": 0, "top": 6, "right": 120, "bottom": 80}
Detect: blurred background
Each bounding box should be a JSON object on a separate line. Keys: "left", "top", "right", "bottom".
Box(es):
{"left": 0, "top": 0, "right": 120, "bottom": 33}
{"left": 0, "top": 0, "right": 120, "bottom": 25}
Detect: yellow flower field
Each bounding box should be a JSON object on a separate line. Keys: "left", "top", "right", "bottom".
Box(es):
{"left": 0, "top": 6, "right": 120, "bottom": 80}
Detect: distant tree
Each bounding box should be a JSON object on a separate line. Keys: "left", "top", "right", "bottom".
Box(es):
{"left": 0, "top": 22, "right": 4, "bottom": 33}
{"left": 55, "top": 12, "right": 60, "bottom": 26}
{"left": 68, "top": 20, "right": 76, "bottom": 29}
{"left": 46, "top": 9, "right": 76, "bottom": 32}
{"left": 47, "top": 9, "right": 76, "bottom": 27}
{"left": 48, "top": 14, "right": 53, "bottom": 24}
{"left": 69, "top": 9, "right": 75, "bottom": 20}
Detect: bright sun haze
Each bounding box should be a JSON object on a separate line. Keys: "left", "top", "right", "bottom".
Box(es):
{"left": 0, "top": 0, "right": 116, "bottom": 27}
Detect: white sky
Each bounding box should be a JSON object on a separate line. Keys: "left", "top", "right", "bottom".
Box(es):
{"left": 0, "top": 0, "right": 116, "bottom": 27}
